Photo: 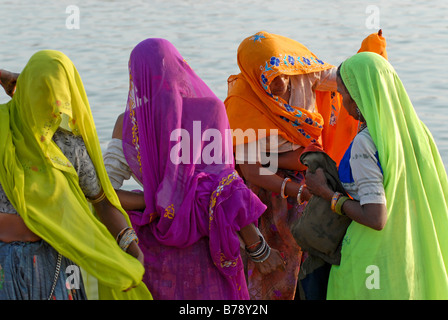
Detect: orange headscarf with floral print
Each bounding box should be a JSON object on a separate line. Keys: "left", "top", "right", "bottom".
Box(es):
{"left": 225, "top": 30, "right": 388, "bottom": 165}
{"left": 225, "top": 31, "right": 333, "bottom": 148}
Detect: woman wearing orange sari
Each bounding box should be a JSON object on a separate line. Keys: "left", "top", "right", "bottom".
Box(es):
{"left": 225, "top": 31, "right": 387, "bottom": 300}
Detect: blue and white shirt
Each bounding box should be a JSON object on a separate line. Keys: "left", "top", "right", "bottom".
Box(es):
{"left": 338, "top": 128, "right": 386, "bottom": 206}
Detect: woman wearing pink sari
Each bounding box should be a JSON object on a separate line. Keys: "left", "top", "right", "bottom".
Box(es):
{"left": 104, "top": 38, "right": 284, "bottom": 300}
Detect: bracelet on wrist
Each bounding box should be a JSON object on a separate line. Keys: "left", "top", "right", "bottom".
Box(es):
{"left": 280, "top": 177, "right": 291, "bottom": 199}
{"left": 297, "top": 184, "right": 306, "bottom": 205}
{"left": 245, "top": 235, "right": 271, "bottom": 263}
{"left": 330, "top": 192, "right": 343, "bottom": 212}
{"left": 335, "top": 196, "right": 350, "bottom": 216}
{"left": 88, "top": 190, "right": 107, "bottom": 204}
{"left": 245, "top": 239, "right": 262, "bottom": 252}
{"left": 116, "top": 226, "right": 139, "bottom": 252}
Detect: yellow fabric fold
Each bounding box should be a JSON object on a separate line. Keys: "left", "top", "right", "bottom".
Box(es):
{"left": 0, "top": 50, "right": 152, "bottom": 300}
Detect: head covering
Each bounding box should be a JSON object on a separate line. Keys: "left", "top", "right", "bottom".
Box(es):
{"left": 357, "top": 29, "right": 388, "bottom": 60}
{"left": 318, "top": 30, "right": 388, "bottom": 164}
{"left": 225, "top": 31, "right": 362, "bottom": 166}
{"left": 122, "top": 39, "right": 265, "bottom": 296}
{"left": 225, "top": 31, "right": 334, "bottom": 147}
{"left": 0, "top": 50, "right": 152, "bottom": 299}
{"left": 328, "top": 52, "right": 448, "bottom": 299}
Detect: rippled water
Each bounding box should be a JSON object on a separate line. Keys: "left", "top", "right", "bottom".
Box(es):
{"left": 1, "top": 0, "right": 447, "bottom": 188}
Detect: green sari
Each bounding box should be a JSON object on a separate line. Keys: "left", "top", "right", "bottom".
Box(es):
{"left": 328, "top": 52, "right": 448, "bottom": 299}
{"left": 0, "top": 50, "right": 152, "bottom": 300}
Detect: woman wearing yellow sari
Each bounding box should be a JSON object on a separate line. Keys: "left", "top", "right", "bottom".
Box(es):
{"left": 0, "top": 50, "right": 152, "bottom": 300}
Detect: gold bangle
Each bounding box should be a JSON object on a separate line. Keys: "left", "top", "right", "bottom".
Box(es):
{"left": 88, "top": 191, "right": 106, "bottom": 204}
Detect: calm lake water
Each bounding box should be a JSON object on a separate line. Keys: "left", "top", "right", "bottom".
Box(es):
{"left": 1, "top": 0, "right": 447, "bottom": 189}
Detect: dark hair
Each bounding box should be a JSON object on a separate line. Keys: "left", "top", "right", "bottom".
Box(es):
{"left": 336, "top": 63, "right": 349, "bottom": 93}
{"left": 336, "top": 62, "right": 357, "bottom": 107}
{"left": 336, "top": 63, "right": 343, "bottom": 83}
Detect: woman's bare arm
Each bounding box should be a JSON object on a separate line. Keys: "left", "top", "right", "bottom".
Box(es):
{"left": 108, "top": 112, "right": 146, "bottom": 211}
{"left": 305, "top": 168, "right": 387, "bottom": 230}
{"left": 91, "top": 193, "right": 144, "bottom": 264}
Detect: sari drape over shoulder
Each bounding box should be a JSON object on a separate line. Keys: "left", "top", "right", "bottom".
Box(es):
{"left": 328, "top": 52, "right": 448, "bottom": 299}
{"left": 122, "top": 39, "right": 266, "bottom": 299}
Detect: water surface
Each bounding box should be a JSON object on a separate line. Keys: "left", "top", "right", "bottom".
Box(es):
{"left": 1, "top": 0, "right": 447, "bottom": 189}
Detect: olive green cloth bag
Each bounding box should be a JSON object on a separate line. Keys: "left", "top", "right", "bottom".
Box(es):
{"left": 291, "top": 145, "right": 351, "bottom": 265}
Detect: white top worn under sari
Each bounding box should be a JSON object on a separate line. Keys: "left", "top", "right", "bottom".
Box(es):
{"left": 234, "top": 68, "right": 337, "bottom": 165}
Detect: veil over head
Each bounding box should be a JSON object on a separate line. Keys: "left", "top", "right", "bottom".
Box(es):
{"left": 122, "top": 39, "right": 266, "bottom": 286}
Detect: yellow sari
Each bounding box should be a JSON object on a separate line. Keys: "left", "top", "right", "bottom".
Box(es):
{"left": 0, "top": 50, "right": 152, "bottom": 300}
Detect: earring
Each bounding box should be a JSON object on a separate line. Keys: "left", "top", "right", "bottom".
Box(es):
{"left": 357, "top": 108, "right": 367, "bottom": 132}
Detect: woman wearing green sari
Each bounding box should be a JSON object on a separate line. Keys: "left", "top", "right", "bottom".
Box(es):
{"left": 305, "top": 52, "right": 448, "bottom": 299}
{"left": 0, "top": 50, "right": 152, "bottom": 300}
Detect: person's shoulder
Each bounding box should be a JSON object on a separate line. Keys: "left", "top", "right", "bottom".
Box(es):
{"left": 352, "top": 128, "right": 377, "bottom": 155}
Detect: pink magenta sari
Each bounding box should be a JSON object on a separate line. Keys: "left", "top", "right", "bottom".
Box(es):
{"left": 122, "top": 39, "right": 266, "bottom": 300}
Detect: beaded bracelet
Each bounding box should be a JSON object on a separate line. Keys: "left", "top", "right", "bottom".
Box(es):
{"left": 330, "top": 192, "right": 343, "bottom": 212}
{"left": 280, "top": 177, "right": 291, "bottom": 199}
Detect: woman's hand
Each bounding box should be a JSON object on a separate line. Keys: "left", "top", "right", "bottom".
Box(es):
{"left": 0, "top": 69, "right": 19, "bottom": 97}
{"left": 122, "top": 242, "right": 144, "bottom": 292}
{"left": 238, "top": 223, "right": 286, "bottom": 275}
{"left": 306, "top": 168, "right": 388, "bottom": 230}
{"left": 304, "top": 168, "right": 334, "bottom": 201}
{"left": 254, "top": 248, "right": 286, "bottom": 275}
{"left": 299, "top": 183, "right": 312, "bottom": 202}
